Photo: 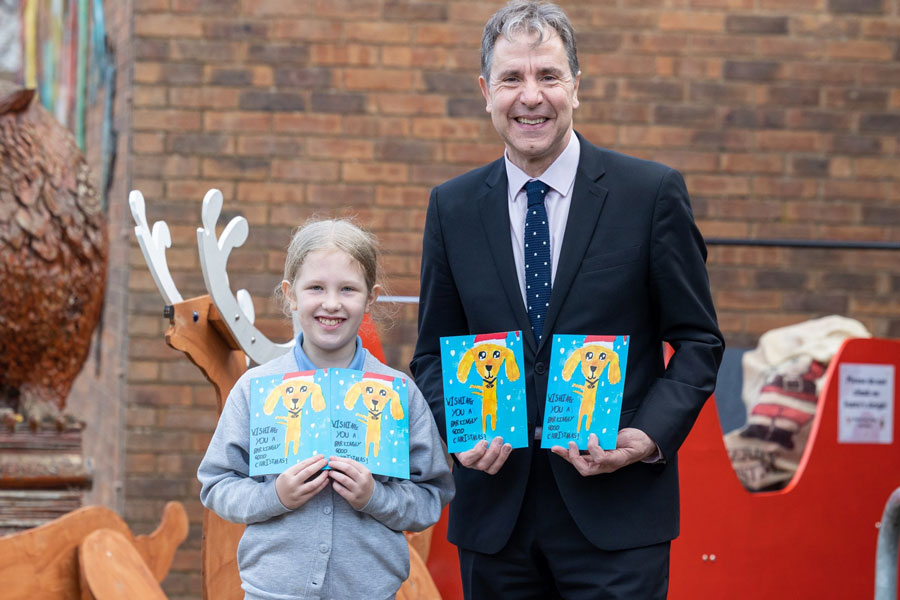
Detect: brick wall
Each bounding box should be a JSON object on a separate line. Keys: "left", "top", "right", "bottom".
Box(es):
{"left": 116, "top": 1, "right": 900, "bottom": 598}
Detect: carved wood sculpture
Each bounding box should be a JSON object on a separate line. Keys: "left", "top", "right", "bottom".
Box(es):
{"left": 0, "top": 500, "right": 188, "bottom": 599}
{"left": 131, "top": 189, "right": 440, "bottom": 600}
{"left": 0, "top": 82, "right": 108, "bottom": 430}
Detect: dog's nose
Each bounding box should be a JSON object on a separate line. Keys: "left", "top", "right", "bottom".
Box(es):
{"left": 372, "top": 399, "right": 379, "bottom": 409}
{"left": 486, "top": 365, "right": 492, "bottom": 373}
{"left": 590, "top": 366, "right": 596, "bottom": 375}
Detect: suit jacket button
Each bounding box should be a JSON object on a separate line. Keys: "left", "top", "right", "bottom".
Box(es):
{"left": 535, "top": 362, "right": 546, "bottom": 375}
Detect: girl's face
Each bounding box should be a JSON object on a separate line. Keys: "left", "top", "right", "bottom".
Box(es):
{"left": 282, "top": 248, "right": 380, "bottom": 368}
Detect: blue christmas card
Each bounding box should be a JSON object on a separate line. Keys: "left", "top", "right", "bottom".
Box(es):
{"left": 249, "top": 369, "right": 410, "bottom": 478}
{"left": 541, "top": 335, "right": 630, "bottom": 450}
{"left": 439, "top": 331, "right": 529, "bottom": 453}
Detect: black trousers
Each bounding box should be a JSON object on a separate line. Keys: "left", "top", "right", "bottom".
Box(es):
{"left": 458, "top": 442, "right": 670, "bottom": 600}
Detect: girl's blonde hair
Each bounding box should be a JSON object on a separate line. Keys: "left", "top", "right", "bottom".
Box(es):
{"left": 276, "top": 218, "right": 380, "bottom": 315}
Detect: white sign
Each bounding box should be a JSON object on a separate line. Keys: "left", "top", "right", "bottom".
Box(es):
{"left": 838, "top": 363, "right": 894, "bottom": 444}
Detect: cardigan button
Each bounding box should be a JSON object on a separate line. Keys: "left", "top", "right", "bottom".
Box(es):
{"left": 535, "top": 362, "right": 546, "bottom": 375}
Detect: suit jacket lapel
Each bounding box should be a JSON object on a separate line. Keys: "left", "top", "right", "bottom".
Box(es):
{"left": 478, "top": 160, "right": 538, "bottom": 353}
{"left": 541, "top": 135, "right": 609, "bottom": 349}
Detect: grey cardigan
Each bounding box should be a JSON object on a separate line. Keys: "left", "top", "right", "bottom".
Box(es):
{"left": 198, "top": 350, "right": 454, "bottom": 600}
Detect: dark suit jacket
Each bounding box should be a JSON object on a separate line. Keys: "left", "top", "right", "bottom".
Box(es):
{"left": 411, "top": 132, "right": 724, "bottom": 553}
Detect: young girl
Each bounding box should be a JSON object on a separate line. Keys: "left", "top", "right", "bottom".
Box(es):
{"left": 198, "top": 219, "right": 454, "bottom": 600}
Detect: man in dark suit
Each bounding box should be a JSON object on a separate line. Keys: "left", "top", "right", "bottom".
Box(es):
{"left": 410, "top": 2, "right": 724, "bottom": 598}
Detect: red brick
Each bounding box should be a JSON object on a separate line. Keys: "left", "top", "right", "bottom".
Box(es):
{"left": 415, "top": 24, "right": 479, "bottom": 46}
{"left": 720, "top": 153, "right": 784, "bottom": 174}
{"left": 204, "top": 111, "right": 272, "bottom": 132}
{"left": 243, "top": 0, "right": 311, "bottom": 16}
{"left": 827, "top": 40, "right": 895, "bottom": 61}
{"left": 659, "top": 12, "right": 725, "bottom": 33}
{"left": 412, "top": 117, "right": 484, "bottom": 140}
{"left": 311, "top": 44, "right": 380, "bottom": 66}
{"left": 271, "top": 159, "right": 340, "bottom": 182}
{"left": 273, "top": 114, "right": 342, "bottom": 134}
{"left": 343, "top": 116, "right": 412, "bottom": 138}
{"left": 270, "top": 19, "right": 343, "bottom": 41}
{"left": 344, "top": 68, "right": 415, "bottom": 92}
{"left": 135, "top": 14, "right": 204, "bottom": 37}
{"left": 314, "top": 139, "right": 376, "bottom": 160}
{"left": 757, "top": 131, "right": 821, "bottom": 152}
{"left": 346, "top": 22, "right": 411, "bottom": 44}
{"left": 235, "top": 135, "right": 304, "bottom": 157}
{"left": 341, "top": 162, "right": 409, "bottom": 184}
{"left": 373, "top": 93, "right": 447, "bottom": 116}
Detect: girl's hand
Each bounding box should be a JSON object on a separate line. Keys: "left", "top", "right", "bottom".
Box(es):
{"left": 275, "top": 455, "right": 329, "bottom": 510}
{"left": 327, "top": 456, "right": 374, "bottom": 510}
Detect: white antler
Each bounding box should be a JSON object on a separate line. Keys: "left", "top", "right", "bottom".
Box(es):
{"left": 197, "top": 189, "right": 293, "bottom": 364}
{"left": 129, "top": 190, "right": 183, "bottom": 305}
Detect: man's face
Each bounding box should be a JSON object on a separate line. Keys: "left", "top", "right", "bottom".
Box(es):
{"left": 480, "top": 29, "right": 580, "bottom": 176}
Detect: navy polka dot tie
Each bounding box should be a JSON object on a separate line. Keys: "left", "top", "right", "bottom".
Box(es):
{"left": 523, "top": 180, "right": 551, "bottom": 341}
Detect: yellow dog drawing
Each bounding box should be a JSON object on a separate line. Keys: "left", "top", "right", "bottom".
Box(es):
{"left": 344, "top": 373, "right": 404, "bottom": 458}
{"left": 264, "top": 371, "right": 326, "bottom": 457}
{"left": 562, "top": 336, "right": 621, "bottom": 432}
{"left": 457, "top": 332, "right": 521, "bottom": 433}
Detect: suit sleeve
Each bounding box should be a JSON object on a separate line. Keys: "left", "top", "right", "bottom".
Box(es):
{"left": 632, "top": 168, "right": 724, "bottom": 459}
{"left": 409, "top": 187, "right": 469, "bottom": 442}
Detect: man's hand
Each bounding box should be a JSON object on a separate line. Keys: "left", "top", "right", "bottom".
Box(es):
{"left": 275, "top": 455, "right": 330, "bottom": 509}
{"left": 455, "top": 436, "right": 512, "bottom": 475}
{"left": 328, "top": 456, "right": 375, "bottom": 510}
{"left": 550, "top": 428, "right": 656, "bottom": 477}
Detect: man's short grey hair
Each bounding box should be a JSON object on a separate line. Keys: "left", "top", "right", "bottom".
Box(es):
{"left": 481, "top": 1, "right": 579, "bottom": 82}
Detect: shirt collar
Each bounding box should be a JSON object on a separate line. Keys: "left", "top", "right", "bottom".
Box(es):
{"left": 504, "top": 131, "right": 581, "bottom": 200}
{"left": 292, "top": 333, "right": 366, "bottom": 371}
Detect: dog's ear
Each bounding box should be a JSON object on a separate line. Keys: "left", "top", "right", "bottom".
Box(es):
{"left": 310, "top": 383, "right": 326, "bottom": 412}
{"left": 457, "top": 347, "right": 476, "bottom": 382}
{"left": 562, "top": 348, "right": 583, "bottom": 381}
{"left": 501, "top": 348, "right": 520, "bottom": 381}
{"left": 344, "top": 382, "right": 364, "bottom": 409}
{"left": 605, "top": 350, "right": 622, "bottom": 385}
{"left": 388, "top": 388, "right": 404, "bottom": 421}
{"left": 263, "top": 384, "right": 282, "bottom": 415}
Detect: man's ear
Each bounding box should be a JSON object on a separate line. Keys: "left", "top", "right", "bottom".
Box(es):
{"left": 572, "top": 70, "right": 581, "bottom": 110}
{"left": 479, "top": 75, "right": 491, "bottom": 112}
{"left": 281, "top": 280, "right": 297, "bottom": 311}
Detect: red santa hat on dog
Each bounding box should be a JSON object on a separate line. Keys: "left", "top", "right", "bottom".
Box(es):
{"left": 473, "top": 332, "right": 510, "bottom": 347}
{"left": 283, "top": 370, "right": 317, "bottom": 383}
{"left": 362, "top": 372, "right": 395, "bottom": 384}
{"left": 582, "top": 335, "right": 616, "bottom": 350}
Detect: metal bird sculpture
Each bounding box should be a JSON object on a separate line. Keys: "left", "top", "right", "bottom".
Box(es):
{"left": 0, "top": 81, "right": 107, "bottom": 430}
